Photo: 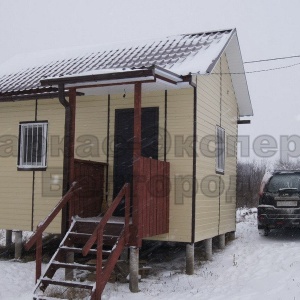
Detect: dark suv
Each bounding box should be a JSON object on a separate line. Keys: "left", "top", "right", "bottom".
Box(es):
{"left": 258, "top": 170, "right": 300, "bottom": 235}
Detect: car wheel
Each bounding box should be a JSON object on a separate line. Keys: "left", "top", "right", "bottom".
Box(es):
{"left": 264, "top": 228, "right": 270, "bottom": 236}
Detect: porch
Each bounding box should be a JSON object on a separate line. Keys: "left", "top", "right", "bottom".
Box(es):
{"left": 25, "top": 67, "right": 180, "bottom": 299}
{"left": 65, "top": 82, "right": 173, "bottom": 246}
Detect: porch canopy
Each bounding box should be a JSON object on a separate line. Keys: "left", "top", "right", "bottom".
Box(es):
{"left": 40, "top": 65, "right": 186, "bottom": 96}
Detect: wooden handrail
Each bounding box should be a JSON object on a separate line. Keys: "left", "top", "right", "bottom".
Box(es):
{"left": 82, "top": 183, "right": 130, "bottom": 256}
{"left": 24, "top": 181, "right": 81, "bottom": 251}
{"left": 24, "top": 179, "right": 86, "bottom": 283}
{"left": 86, "top": 182, "right": 131, "bottom": 299}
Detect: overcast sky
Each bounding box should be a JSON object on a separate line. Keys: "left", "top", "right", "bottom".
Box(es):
{"left": 0, "top": 0, "right": 300, "bottom": 162}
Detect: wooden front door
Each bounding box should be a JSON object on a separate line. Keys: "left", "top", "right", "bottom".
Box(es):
{"left": 71, "top": 159, "right": 107, "bottom": 218}
{"left": 113, "top": 107, "right": 159, "bottom": 215}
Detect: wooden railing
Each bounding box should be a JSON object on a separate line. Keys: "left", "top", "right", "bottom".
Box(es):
{"left": 82, "top": 183, "right": 130, "bottom": 300}
{"left": 24, "top": 180, "right": 83, "bottom": 282}
{"left": 133, "top": 157, "right": 170, "bottom": 247}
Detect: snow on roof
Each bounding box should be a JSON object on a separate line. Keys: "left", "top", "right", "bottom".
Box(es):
{"left": 42, "top": 67, "right": 147, "bottom": 81}
{"left": 0, "top": 28, "right": 253, "bottom": 116}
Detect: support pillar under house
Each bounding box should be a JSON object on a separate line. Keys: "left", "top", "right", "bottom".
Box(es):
{"left": 228, "top": 231, "right": 235, "bottom": 241}
{"left": 14, "top": 231, "right": 22, "bottom": 259}
{"left": 65, "top": 248, "right": 75, "bottom": 280}
{"left": 204, "top": 238, "right": 213, "bottom": 261}
{"left": 120, "top": 246, "right": 129, "bottom": 261}
{"left": 218, "top": 234, "right": 226, "bottom": 250}
{"left": 6, "top": 229, "right": 12, "bottom": 247}
{"left": 186, "top": 243, "right": 194, "bottom": 275}
{"left": 129, "top": 246, "right": 139, "bottom": 293}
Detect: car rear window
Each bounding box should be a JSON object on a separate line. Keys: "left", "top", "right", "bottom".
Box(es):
{"left": 266, "top": 173, "right": 300, "bottom": 192}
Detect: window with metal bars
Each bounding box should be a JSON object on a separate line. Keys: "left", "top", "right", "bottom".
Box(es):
{"left": 216, "top": 125, "right": 225, "bottom": 174}
{"left": 18, "top": 122, "right": 48, "bottom": 170}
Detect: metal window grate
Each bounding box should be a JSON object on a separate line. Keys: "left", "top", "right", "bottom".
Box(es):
{"left": 18, "top": 122, "right": 48, "bottom": 169}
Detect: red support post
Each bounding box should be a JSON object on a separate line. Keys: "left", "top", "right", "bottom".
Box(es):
{"left": 133, "top": 82, "right": 142, "bottom": 247}
{"left": 36, "top": 233, "right": 42, "bottom": 283}
{"left": 68, "top": 88, "right": 76, "bottom": 222}
{"left": 68, "top": 88, "right": 76, "bottom": 184}
{"left": 133, "top": 83, "right": 142, "bottom": 159}
{"left": 125, "top": 184, "right": 130, "bottom": 243}
{"left": 95, "top": 228, "right": 103, "bottom": 300}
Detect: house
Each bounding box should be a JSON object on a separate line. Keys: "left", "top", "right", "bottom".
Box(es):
{"left": 0, "top": 28, "right": 252, "bottom": 299}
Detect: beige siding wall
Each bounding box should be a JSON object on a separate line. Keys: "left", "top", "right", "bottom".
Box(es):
{"left": 75, "top": 95, "right": 108, "bottom": 164}
{"left": 34, "top": 98, "right": 65, "bottom": 233}
{"left": 0, "top": 87, "right": 194, "bottom": 241}
{"left": 0, "top": 101, "right": 36, "bottom": 230}
{"left": 195, "top": 53, "right": 238, "bottom": 242}
{"left": 149, "top": 89, "right": 194, "bottom": 242}
{"left": 219, "top": 54, "right": 238, "bottom": 235}
{"left": 0, "top": 98, "right": 65, "bottom": 233}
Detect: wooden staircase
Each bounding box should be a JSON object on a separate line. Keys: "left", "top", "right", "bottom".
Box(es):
{"left": 33, "top": 218, "right": 124, "bottom": 299}
{"left": 25, "top": 182, "right": 131, "bottom": 300}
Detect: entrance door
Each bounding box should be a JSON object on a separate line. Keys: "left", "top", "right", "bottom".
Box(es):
{"left": 113, "top": 107, "right": 159, "bottom": 215}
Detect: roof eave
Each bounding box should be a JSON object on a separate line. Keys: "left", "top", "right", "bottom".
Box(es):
{"left": 40, "top": 66, "right": 183, "bottom": 89}
{"left": 225, "top": 32, "right": 253, "bottom": 117}
{"left": 0, "top": 90, "right": 84, "bottom": 102}
{"left": 41, "top": 68, "right": 156, "bottom": 87}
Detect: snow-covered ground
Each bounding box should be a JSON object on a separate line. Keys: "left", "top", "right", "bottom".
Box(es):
{"left": 1, "top": 208, "right": 300, "bottom": 300}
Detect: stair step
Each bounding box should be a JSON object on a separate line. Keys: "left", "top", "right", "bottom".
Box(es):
{"left": 102, "top": 235, "right": 119, "bottom": 246}
{"left": 86, "top": 258, "right": 124, "bottom": 265}
{"left": 67, "top": 232, "right": 92, "bottom": 245}
{"left": 34, "top": 296, "right": 68, "bottom": 300}
{"left": 69, "top": 232, "right": 92, "bottom": 238}
{"left": 40, "top": 278, "right": 93, "bottom": 290}
{"left": 74, "top": 221, "right": 124, "bottom": 235}
{"left": 68, "top": 232, "right": 119, "bottom": 246}
{"left": 60, "top": 246, "right": 111, "bottom": 256}
{"left": 51, "top": 261, "right": 96, "bottom": 271}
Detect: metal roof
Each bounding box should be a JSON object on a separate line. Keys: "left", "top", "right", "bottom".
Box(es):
{"left": 0, "top": 28, "right": 253, "bottom": 116}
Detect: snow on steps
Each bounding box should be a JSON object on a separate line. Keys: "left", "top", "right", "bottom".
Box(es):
{"left": 39, "top": 278, "right": 94, "bottom": 289}
{"left": 34, "top": 296, "right": 68, "bottom": 300}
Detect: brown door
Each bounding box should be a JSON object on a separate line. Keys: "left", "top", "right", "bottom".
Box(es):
{"left": 71, "top": 159, "right": 106, "bottom": 218}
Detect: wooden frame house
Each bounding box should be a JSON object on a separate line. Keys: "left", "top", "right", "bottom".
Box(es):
{"left": 0, "top": 28, "right": 252, "bottom": 299}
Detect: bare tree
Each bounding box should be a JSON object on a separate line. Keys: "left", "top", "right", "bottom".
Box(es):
{"left": 273, "top": 159, "right": 300, "bottom": 170}
{"left": 237, "top": 159, "right": 300, "bottom": 208}
{"left": 236, "top": 160, "right": 268, "bottom": 207}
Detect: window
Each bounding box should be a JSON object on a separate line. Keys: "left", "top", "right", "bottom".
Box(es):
{"left": 266, "top": 173, "right": 300, "bottom": 193}
{"left": 216, "top": 126, "right": 225, "bottom": 174}
{"left": 18, "top": 122, "right": 48, "bottom": 170}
